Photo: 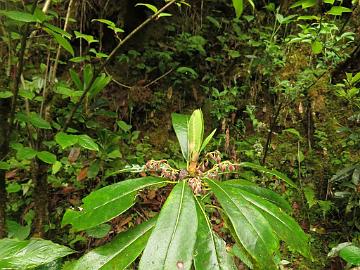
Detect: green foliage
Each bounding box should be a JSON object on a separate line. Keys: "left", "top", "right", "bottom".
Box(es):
{"left": 61, "top": 110, "right": 310, "bottom": 269}
{"left": 0, "top": 238, "right": 74, "bottom": 269}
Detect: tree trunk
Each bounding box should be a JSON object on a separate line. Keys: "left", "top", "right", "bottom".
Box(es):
{"left": 32, "top": 159, "right": 49, "bottom": 237}
{"left": 0, "top": 99, "right": 10, "bottom": 238}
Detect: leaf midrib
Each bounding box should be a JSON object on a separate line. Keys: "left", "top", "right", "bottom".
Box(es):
{"left": 162, "top": 182, "right": 186, "bottom": 269}
{"left": 208, "top": 179, "right": 269, "bottom": 253}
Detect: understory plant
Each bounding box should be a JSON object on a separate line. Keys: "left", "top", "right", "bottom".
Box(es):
{"left": 60, "top": 109, "right": 311, "bottom": 270}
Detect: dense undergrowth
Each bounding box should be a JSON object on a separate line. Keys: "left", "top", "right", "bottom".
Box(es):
{"left": 0, "top": 0, "right": 359, "bottom": 269}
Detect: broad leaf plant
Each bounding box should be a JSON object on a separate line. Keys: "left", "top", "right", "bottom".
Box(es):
{"left": 61, "top": 109, "right": 311, "bottom": 269}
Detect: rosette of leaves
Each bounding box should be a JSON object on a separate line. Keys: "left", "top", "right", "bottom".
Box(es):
{"left": 61, "top": 109, "right": 311, "bottom": 270}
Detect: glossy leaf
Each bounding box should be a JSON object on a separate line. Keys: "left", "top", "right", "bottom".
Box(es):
{"left": 240, "top": 162, "right": 297, "bottom": 188}
{"left": 223, "top": 179, "right": 292, "bottom": 212}
{"left": 224, "top": 184, "right": 311, "bottom": 258}
{"left": 62, "top": 177, "right": 167, "bottom": 231}
{"left": 206, "top": 179, "right": 279, "bottom": 269}
{"left": 188, "top": 109, "right": 203, "bottom": 161}
{"left": 171, "top": 113, "right": 190, "bottom": 161}
{"left": 139, "top": 181, "right": 198, "bottom": 270}
{"left": 194, "top": 197, "right": 236, "bottom": 270}
{"left": 70, "top": 218, "right": 156, "bottom": 270}
{"left": 0, "top": 238, "right": 74, "bottom": 269}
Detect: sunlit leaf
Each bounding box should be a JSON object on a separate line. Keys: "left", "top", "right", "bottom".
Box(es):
{"left": 62, "top": 177, "right": 167, "bottom": 231}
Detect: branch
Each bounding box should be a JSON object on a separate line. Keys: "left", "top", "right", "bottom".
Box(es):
{"left": 62, "top": 0, "right": 177, "bottom": 131}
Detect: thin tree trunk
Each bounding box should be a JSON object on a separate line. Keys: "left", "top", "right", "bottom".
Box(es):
{"left": 0, "top": 99, "right": 10, "bottom": 238}
{"left": 32, "top": 159, "right": 49, "bottom": 237}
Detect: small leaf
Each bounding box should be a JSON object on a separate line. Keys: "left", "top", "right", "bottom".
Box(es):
{"left": 0, "top": 238, "right": 74, "bottom": 269}
{"left": 0, "top": 162, "right": 10, "bottom": 170}
{"left": 176, "top": 67, "right": 198, "bottom": 78}
{"left": 0, "top": 91, "right": 13, "bottom": 99}
{"left": 311, "top": 40, "right": 323, "bottom": 54}
{"left": 45, "top": 28, "right": 74, "bottom": 56}
{"left": 16, "top": 147, "right": 37, "bottom": 160}
{"left": 69, "top": 69, "right": 83, "bottom": 91}
{"left": 55, "top": 132, "right": 78, "bottom": 149}
{"left": 74, "top": 31, "right": 98, "bottom": 44}
{"left": 37, "top": 151, "right": 57, "bottom": 164}
{"left": 52, "top": 161, "right": 62, "bottom": 175}
{"left": 135, "top": 3, "right": 158, "bottom": 13}
{"left": 327, "top": 6, "right": 352, "bottom": 16}
{"left": 77, "top": 135, "right": 99, "bottom": 151}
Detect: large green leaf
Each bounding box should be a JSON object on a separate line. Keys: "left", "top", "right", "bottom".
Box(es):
{"left": 69, "top": 218, "right": 157, "bottom": 270}
{"left": 188, "top": 109, "right": 204, "bottom": 161}
{"left": 0, "top": 238, "right": 74, "bottom": 269}
{"left": 223, "top": 180, "right": 292, "bottom": 212}
{"left": 171, "top": 113, "right": 190, "bottom": 161}
{"left": 194, "top": 197, "right": 236, "bottom": 270}
{"left": 139, "top": 181, "right": 198, "bottom": 270}
{"left": 240, "top": 162, "right": 297, "bottom": 188}
{"left": 62, "top": 177, "right": 167, "bottom": 231}
{"left": 223, "top": 185, "right": 311, "bottom": 258}
{"left": 206, "top": 179, "right": 279, "bottom": 269}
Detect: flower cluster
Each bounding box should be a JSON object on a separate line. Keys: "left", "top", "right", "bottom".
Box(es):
{"left": 143, "top": 160, "right": 179, "bottom": 181}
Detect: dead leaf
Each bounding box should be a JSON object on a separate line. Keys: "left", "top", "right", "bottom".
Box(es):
{"left": 77, "top": 167, "right": 88, "bottom": 181}
{"left": 68, "top": 147, "right": 81, "bottom": 163}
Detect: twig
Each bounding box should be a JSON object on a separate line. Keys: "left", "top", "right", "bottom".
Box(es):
{"left": 145, "top": 68, "right": 173, "bottom": 88}
{"left": 62, "top": 0, "right": 177, "bottom": 131}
